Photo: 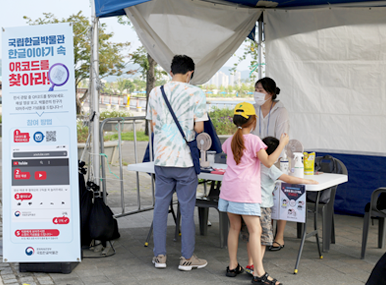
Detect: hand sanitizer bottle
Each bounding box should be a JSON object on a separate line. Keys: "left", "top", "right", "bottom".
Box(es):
{"left": 280, "top": 152, "right": 289, "bottom": 174}
{"left": 293, "top": 152, "right": 304, "bottom": 178}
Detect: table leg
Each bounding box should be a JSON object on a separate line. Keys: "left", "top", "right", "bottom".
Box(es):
{"left": 294, "top": 191, "right": 323, "bottom": 274}
{"left": 313, "top": 193, "right": 323, "bottom": 258}
{"left": 294, "top": 222, "right": 307, "bottom": 274}
{"left": 145, "top": 221, "right": 153, "bottom": 247}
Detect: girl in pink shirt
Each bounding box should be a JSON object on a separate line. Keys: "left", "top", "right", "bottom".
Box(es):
{"left": 218, "top": 102, "right": 288, "bottom": 285}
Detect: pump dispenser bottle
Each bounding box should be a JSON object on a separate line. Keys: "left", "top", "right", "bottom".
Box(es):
{"left": 280, "top": 152, "right": 289, "bottom": 174}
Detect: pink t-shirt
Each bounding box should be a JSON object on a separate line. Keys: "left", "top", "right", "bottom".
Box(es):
{"left": 220, "top": 133, "right": 267, "bottom": 203}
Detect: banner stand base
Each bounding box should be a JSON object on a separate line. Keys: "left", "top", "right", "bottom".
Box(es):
{"left": 19, "top": 262, "right": 79, "bottom": 274}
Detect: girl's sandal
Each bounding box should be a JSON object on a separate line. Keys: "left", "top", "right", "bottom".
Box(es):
{"left": 252, "top": 272, "right": 283, "bottom": 285}
{"left": 226, "top": 263, "right": 244, "bottom": 277}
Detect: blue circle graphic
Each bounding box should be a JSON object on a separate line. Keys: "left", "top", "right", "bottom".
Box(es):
{"left": 25, "top": 247, "right": 34, "bottom": 256}
{"left": 33, "top": 132, "right": 45, "bottom": 143}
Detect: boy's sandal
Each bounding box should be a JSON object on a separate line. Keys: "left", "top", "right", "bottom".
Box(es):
{"left": 226, "top": 263, "right": 244, "bottom": 277}
{"left": 252, "top": 272, "right": 283, "bottom": 285}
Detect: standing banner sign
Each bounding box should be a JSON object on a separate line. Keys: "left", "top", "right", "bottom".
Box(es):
{"left": 1, "top": 23, "right": 81, "bottom": 262}
{"left": 272, "top": 182, "right": 306, "bottom": 223}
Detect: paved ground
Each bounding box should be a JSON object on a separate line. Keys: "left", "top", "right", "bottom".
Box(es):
{"left": 0, "top": 127, "right": 385, "bottom": 285}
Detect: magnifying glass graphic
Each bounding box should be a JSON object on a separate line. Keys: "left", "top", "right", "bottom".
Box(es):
{"left": 48, "top": 63, "right": 69, "bottom": 91}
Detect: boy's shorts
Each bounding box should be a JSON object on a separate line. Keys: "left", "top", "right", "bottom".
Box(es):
{"left": 240, "top": 207, "right": 274, "bottom": 246}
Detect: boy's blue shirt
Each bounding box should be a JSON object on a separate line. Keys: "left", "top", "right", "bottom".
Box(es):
{"left": 260, "top": 164, "right": 283, "bottom": 208}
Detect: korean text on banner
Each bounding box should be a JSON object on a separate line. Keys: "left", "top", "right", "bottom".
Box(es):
{"left": 1, "top": 23, "right": 81, "bottom": 262}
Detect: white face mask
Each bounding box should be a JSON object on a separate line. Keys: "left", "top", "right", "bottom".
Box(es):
{"left": 254, "top": 92, "right": 269, "bottom": 106}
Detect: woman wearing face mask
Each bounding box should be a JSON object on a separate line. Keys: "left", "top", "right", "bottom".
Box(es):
{"left": 252, "top": 77, "right": 290, "bottom": 253}
{"left": 252, "top": 77, "right": 289, "bottom": 142}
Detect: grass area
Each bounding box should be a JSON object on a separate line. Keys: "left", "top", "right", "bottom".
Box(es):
{"left": 104, "top": 131, "right": 149, "bottom": 141}
{"left": 208, "top": 106, "right": 235, "bottom": 135}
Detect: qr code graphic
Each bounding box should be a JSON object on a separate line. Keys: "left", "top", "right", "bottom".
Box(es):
{"left": 46, "top": 131, "right": 56, "bottom": 142}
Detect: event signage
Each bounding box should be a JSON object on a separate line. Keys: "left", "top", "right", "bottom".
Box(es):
{"left": 272, "top": 182, "right": 306, "bottom": 223}
{"left": 1, "top": 23, "right": 81, "bottom": 262}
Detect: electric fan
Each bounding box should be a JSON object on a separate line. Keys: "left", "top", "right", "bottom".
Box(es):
{"left": 286, "top": 139, "right": 303, "bottom": 159}
{"left": 285, "top": 139, "right": 304, "bottom": 173}
{"left": 196, "top": 132, "right": 212, "bottom": 167}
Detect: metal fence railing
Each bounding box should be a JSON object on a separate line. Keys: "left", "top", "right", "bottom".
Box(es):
{"left": 99, "top": 116, "right": 155, "bottom": 218}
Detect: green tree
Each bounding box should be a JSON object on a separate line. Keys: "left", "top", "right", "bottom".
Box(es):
{"left": 116, "top": 78, "right": 135, "bottom": 95}
{"left": 103, "top": 82, "right": 116, "bottom": 96}
{"left": 24, "top": 12, "right": 132, "bottom": 113}
{"left": 227, "top": 85, "right": 234, "bottom": 95}
{"left": 130, "top": 47, "right": 168, "bottom": 84}
{"left": 208, "top": 84, "right": 216, "bottom": 91}
{"left": 117, "top": 16, "right": 163, "bottom": 134}
{"left": 130, "top": 46, "right": 168, "bottom": 134}
{"left": 133, "top": 78, "right": 146, "bottom": 91}
{"left": 230, "top": 38, "right": 260, "bottom": 79}
{"left": 241, "top": 83, "right": 250, "bottom": 97}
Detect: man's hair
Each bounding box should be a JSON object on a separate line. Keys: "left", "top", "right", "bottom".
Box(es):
{"left": 171, "top": 55, "right": 195, "bottom": 76}
{"left": 262, "top": 136, "right": 280, "bottom": 155}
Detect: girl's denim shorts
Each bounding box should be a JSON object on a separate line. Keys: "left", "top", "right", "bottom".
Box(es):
{"left": 218, "top": 198, "right": 261, "bottom": 216}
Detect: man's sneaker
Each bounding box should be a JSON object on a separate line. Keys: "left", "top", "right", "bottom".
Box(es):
{"left": 245, "top": 264, "right": 254, "bottom": 275}
{"left": 178, "top": 254, "right": 208, "bottom": 271}
{"left": 152, "top": 254, "right": 167, "bottom": 268}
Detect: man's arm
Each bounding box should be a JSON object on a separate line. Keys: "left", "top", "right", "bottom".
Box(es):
{"left": 194, "top": 121, "right": 204, "bottom": 133}
{"left": 150, "top": 120, "right": 154, "bottom": 133}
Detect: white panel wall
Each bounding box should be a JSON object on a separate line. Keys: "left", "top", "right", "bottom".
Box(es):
{"left": 265, "top": 7, "right": 386, "bottom": 154}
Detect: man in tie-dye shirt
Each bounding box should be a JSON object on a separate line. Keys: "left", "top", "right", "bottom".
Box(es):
{"left": 146, "top": 55, "right": 208, "bottom": 271}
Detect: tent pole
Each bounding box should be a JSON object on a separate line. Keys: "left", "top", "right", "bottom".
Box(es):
{"left": 91, "top": 1, "right": 100, "bottom": 188}
{"left": 258, "top": 14, "right": 263, "bottom": 80}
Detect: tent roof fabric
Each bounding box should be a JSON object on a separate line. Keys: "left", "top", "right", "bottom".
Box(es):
{"left": 95, "top": 0, "right": 385, "bottom": 18}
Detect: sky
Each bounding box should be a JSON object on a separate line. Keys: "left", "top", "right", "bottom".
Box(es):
{"left": 0, "top": 0, "right": 251, "bottom": 74}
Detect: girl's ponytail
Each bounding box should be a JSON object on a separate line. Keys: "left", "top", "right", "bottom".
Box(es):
{"left": 231, "top": 115, "right": 257, "bottom": 165}
{"left": 231, "top": 126, "right": 245, "bottom": 165}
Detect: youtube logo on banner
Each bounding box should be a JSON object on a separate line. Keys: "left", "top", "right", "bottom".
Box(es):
{"left": 34, "top": 171, "right": 47, "bottom": 180}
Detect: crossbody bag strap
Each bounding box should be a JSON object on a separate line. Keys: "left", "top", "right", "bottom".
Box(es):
{"left": 160, "top": 85, "right": 189, "bottom": 143}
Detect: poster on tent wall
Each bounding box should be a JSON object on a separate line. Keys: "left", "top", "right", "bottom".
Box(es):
{"left": 1, "top": 23, "right": 81, "bottom": 262}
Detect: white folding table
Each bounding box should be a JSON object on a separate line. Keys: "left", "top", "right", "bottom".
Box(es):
{"left": 126, "top": 162, "right": 348, "bottom": 273}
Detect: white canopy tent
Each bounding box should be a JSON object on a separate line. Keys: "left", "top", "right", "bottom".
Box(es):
{"left": 124, "top": 0, "right": 262, "bottom": 85}
{"left": 89, "top": 0, "right": 386, "bottom": 215}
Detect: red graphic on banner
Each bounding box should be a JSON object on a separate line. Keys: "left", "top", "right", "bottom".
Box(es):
{"left": 14, "top": 193, "right": 33, "bottom": 201}
{"left": 15, "top": 229, "right": 60, "bottom": 237}
{"left": 14, "top": 169, "right": 31, "bottom": 180}
{"left": 34, "top": 171, "right": 47, "bottom": 180}
{"left": 14, "top": 130, "right": 30, "bottom": 143}
{"left": 13, "top": 161, "right": 18, "bottom": 165}
{"left": 53, "top": 217, "right": 70, "bottom": 225}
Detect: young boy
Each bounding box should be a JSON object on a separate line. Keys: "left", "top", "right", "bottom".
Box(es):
{"left": 244, "top": 136, "right": 319, "bottom": 275}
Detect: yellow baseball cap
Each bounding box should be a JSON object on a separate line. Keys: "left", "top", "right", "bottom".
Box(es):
{"left": 234, "top": 102, "right": 256, "bottom": 119}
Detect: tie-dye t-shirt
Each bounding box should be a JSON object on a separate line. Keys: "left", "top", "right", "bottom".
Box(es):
{"left": 146, "top": 81, "right": 208, "bottom": 167}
